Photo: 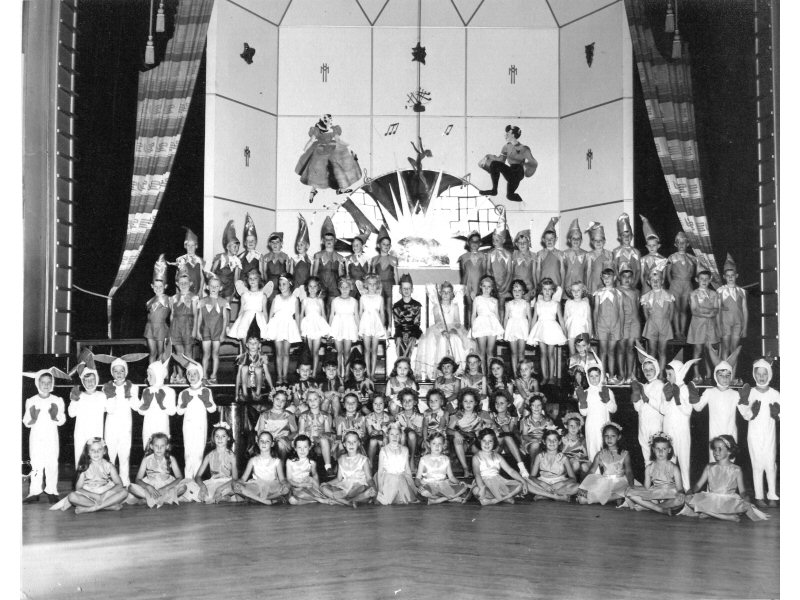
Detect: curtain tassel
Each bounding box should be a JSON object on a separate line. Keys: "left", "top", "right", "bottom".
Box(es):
{"left": 145, "top": 37, "right": 155, "bottom": 64}
{"left": 665, "top": 2, "right": 675, "bottom": 33}
{"left": 156, "top": 1, "right": 165, "bottom": 32}
{"left": 672, "top": 29, "right": 682, "bottom": 59}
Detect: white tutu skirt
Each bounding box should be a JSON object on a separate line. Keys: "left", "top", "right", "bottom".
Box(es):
{"left": 418, "top": 479, "right": 471, "bottom": 500}
{"left": 526, "top": 475, "right": 580, "bottom": 497}
{"left": 330, "top": 315, "right": 360, "bottom": 341}
{"left": 242, "top": 479, "right": 290, "bottom": 503}
{"left": 228, "top": 310, "right": 268, "bottom": 339}
{"left": 300, "top": 313, "right": 332, "bottom": 339}
{"left": 131, "top": 473, "right": 183, "bottom": 508}
{"left": 415, "top": 326, "right": 473, "bottom": 380}
{"left": 681, "top": 492, "right": 768, "bottom": 521}
{"left": 479, "top": 475, "right": 520, "bottom": 501}
{"left": 470, "top": 314, "right": 505, "bottom": 339}
{"left": 320, "top": 479, "right": 377, "bottom": 501}
{"left": 527, "top": 320, "right": 567, "bottom": 346}
{"left": 578, "top": 474, "right": 629, "bottom": 505}
{"left": 358, "top": 311, "right": 386, "bottom": 339}
{"left": 377, "top": 471, "right": 418, "bottom": 505}
{"left": 50, "top": 481, "right": 117, "bottom": 511}
{"left": 182, "top": 477, "right": 239, "bottom": 504}
{"left": 265, "top": 315, "right": 302, "bottom": 343}
{"left": 504, "top": 316, "right": 530, "bottom": 343}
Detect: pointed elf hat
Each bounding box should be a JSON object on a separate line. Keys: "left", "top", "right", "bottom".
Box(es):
{"left": 585, "top": 221, "right": 605, "bottom": 240}
{"left": 153, "top": 253, "right": 168, "bottom": 282}
{"left": 567, "top": 218, "right": 581, "bottom": 237}
{"left": 243, "top": 213, "right": 258, "bottom": 241}
{"left": 463, "top": 229, "right": 482, "bottom": 250}
{"left": 722, "top": 253, "right": 737, "bottom": 273}
{"left": 320, "top": 215, "right": 336, "bottom": 239}
{"left": 667, "top": 348, "right": 701, "bottom": 384}
{"left": 634, "top": 343, "right": 660, "bottom": 378}
{"left": 296, "top": 214, "right": 310, "bottom": 247}
{"left": 541, "top": 216, "right": 560, "bottom": 238}
{"left": 616, "top": 213, "right": 633, "bottom": 237}
{"left": 640, "top": 214, "right": 659, "bottom": 242}
{"left": 183, "top": 227, "right": 199, "bottom": 245}
{"left": 513, "top": 229, "right": 531, "bottom": 245}
{"left": 376, "top": 224, "right": 391, "bottom": 245}
{"left": 221, "top": 220, "right": 239, "bottom": 249}
{"left": 399, "top": 273, "right": 413, "bottom": 286}
{"left": 268, "top": 232, "right": 284, "bottom": 243}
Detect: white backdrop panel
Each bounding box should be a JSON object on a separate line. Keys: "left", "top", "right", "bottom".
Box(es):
{"left": 466, "top": 28, "right": 558, "bottom": 117}
{"left": 278, "top": 27, "right": 372, "bottom": 116}
{"left": 547, "top": 0, "right": 620, "bottom": 27}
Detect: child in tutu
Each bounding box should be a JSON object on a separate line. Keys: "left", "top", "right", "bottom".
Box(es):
{"left": 683, "top": 435, "right": 768, "bottom": 521}
{"left": 471, "top": 275, "right": 505, "bottom": 369}
{"left": 503, "top": 280, "right": 532, "bottom": 376}
{"left": 577, "top": 422, "right": 633, "bottom": 505}
{"left": 473, "top": 428, "right": 528, "bottom": 505}
{"left": 561, "top": 412, "right": 590, "bottom": 478}
{"left": 416, "top": 433, "right": 470, "bottom": 504}
{"left": 366, "top": 394, "right": 393, "bottom": 470}
{"left": 526, "top": 426, "right": 580, "bottom": 502}
{"left": 376, "top": 422, "right": 418, "bottom": 504}
{"left": 358, "top": 274, "right": 387, "bottom": 380}
{"left": 255, "top": 388, "right": 297, "bottom": 461}
{"left": 265, "top": 273, "right": 302, "bottom": 385}
{"left": 623, "top": 432, "right": 685, "bottom": 515}
{"left": 527, "top": 278, "right": 567, "bottom": 385}
{"left": 300, "top": 276, "right": 331, "bottom": 378}
{"left": 321, "top": 431, "right": 377, "bottom": 507}
{"left": 128, "top": 433, "right": 187, "bottom": 508}
{"left": 233, "top": 431, "right": 290, "bottom": 505}
{"left": 227, "top": 270, "right": 269, "bottom": 349}
{"left": 184, "top": 423, "right": 238, "bottom": 504}
{"left": 448, "top": 388, "right": 492, "bottom": 478}
{"left": 52, "top": 438, "right": 127, "bottom": 513}
{"left": 286, "top": 435, "right": 334, "bottom": 505}
{"left": 416, "top": 282, "right": 473, "bottom": 380}
{"left": 564, "top": 281, "right": 592, "bottom": 356}
{"left": 329, "top": 277, "right": 360, "bottom": 378}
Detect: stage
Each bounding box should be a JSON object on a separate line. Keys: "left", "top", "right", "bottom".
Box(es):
{"left": 22, "top": 494, "right": 779, "bottom": 599}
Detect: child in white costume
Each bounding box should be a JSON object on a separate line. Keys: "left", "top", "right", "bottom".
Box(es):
{"left": 630, "top": 347, "right": 666, "bottom": 466}
{"left": 691, "top": 349, "right": 741, "bottom": 460}
{"left": 102, "top": 358, "right": 141, "bottom": 486}
{"left": 576, "top": 361, "right": 617, "bottom": 460}
{"left": 661, "top": 356, "right": 701, "bottom": 490}
{"left": 137, "top": 358, "right": 177, "bottom": 448}
{"left": 176, "top": 359, "right": 218, "bottom": 479}
{"left": 737, "top": 358, "right": 780, "bottom": 507}
{"left": 23, "top": 368, "right": 69, "bottom": 502}
{"left": 68, "top": 367, "right": 107, "bottom": 467}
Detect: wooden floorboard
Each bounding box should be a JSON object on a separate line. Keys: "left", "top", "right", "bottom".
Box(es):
{"left": 22, "top": 499, "right": 779, "bottom": 600}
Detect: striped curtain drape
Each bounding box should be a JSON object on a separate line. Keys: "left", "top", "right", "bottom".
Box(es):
{"left": 106, "top": 0, "right": 214, "bottom": 336}
{"left": 624, "top": 0, "right": 721, "bottom": 284}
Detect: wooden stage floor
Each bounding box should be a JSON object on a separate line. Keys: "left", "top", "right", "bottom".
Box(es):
{"left": 22, "top": 496, "right": 779, "bottom": 599}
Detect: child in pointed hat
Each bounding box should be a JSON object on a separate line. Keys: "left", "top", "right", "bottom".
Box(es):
{"left": 583, "top": 222, "right": 614, "bottom": 297}
{"left": 563, "top": 218, "right": 588, "bottom": 292}
{"left": 144, "top": 260, "right": 171, "bottom": 364}
{"left": 312, "top": 216, "right": 346, "bottom": 313}
{"left": 719, "top": 253, "right": 748, "bottom": 382}
{"left": 169, "top": 270, "right": 199, "bottom": 384}
{"left": 290, "top": 214, "right": 312, "bottom": 289}
{"left": 511, "top": 229, "right": 536, "bottom": 301}
{"left": 611, "top": 213, "right": 641, "bottom": 285}
{"left": 639, "top": 215, "right": 667, "bottom": 293}
{"left": 22, "top": 367, "right": 70, "bottom": 503}
{"left": 210, "top": 220, "right": 242, "bottom": 307}
{"left": 487, "top": 215, "right": 513, "bottom": 312}
{"left": 687, "top": 269, "right": 721, "bottom": 383}
{"left": 174, "top": 227, "right": 206, "bottom": 296}
{"left": 262, "top": 232, "right": 290, "bottom": 309}
{"left": 665, "top": 230, "right": 697, "bottom": 340}
{"left": 640, "top": 264, "right": 674, "bottom": 373}
{"left": 239, "top": 213, "right": 262, "bottom": 284}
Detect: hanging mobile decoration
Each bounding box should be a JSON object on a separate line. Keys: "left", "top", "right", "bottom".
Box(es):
{"left": 411, "top": 42, "right": 427, "bottom": 64}
{"left": 585, "top": 42, "right": 595, "bottom": 67}
{"left": 240, "top": 43, "right": 256, "bottom": 64}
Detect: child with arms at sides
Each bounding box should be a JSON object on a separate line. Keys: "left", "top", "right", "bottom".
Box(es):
{"left": 184, "top": 423, "right": 238, "bottom": 504}
{"left": 640, "top": 267, "right": 674, "bottom": 374}
{"left": 194, "top": 275, "right": 231, "bottom": 384}
{"left": 665, "top": 231, "right": 696, "bottom": 341}
{"left": 577, "top": 422, "right": 633, "bottom": 506}
{"left": 471, "top": 275, "right": 505, "bottom": 369}
{"left": 286, "top": 435, "right": 335, "bottom": 505}
{"left": 321, "top": 431, "right": 377, "bottom": 507}
{"left": 299, "top": 276, "right": 331, "bottom": 378}
{"left": 376, "top": 422, "right": 418, "bottom": 505}
{"left": 329, "top": 277, "right": 360, "bottom": 378}
{"left": 503, "top": 280, "right": 532, "bottom": 377}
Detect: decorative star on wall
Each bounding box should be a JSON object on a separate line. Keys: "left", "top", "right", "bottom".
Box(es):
{"left": 412, "top": 42, "right": 427, "bottom": 64}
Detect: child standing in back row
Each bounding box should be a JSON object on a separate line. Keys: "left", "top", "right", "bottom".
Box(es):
{"left": 665, "top": 231, "right": 696, "bottom": 341}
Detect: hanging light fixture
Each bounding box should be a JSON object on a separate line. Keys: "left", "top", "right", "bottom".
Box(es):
{"left": 672, "top": 0, "right": 682, "bottom": 59}
{"left": 665, "top": 0, "right": 675, "bottom": 33}
{"left": 145, "top": 0, "right": 155, "bottom": 64}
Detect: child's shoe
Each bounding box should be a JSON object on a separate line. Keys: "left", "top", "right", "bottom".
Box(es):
{"left": 754, "top": 499, "right": 769, "bottom": 509}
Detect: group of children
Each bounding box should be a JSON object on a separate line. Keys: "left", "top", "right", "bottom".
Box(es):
{"left": 23, "top": 338, "right": 778, "bottom": 520}
{"left": 455, "top": 212, "right": 749, "bottom": 389}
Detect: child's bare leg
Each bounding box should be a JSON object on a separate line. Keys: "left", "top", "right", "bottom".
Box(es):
{"left": 705, "top": 342, "right": 720, "bottom": 372}
{"left": 496, "top": 481, "right": 523, "bottom": 504}
{"left": 486, "top": 335, "right": 497, "bottom": 359}
{"left": 568, "top": 338, "right": 577, "bottom": 356}
{"left": 281, "top": 341, "right": 291, "bottom": 382}
{"left": 616, "top": 339, "right": 627, "bottom": 380}
{"left": 539, "top": 344, "right": 549, "bottom": 381}
{"left": 475, "top": 337, "right": 486, "bottom": 370}
{"left": 656, "top": 339, "right": 668, "bottom": 374}
{"left": 598, "top": 339, "right": 609, "bottom": 375}
{"left": 343, "top": 340, "right": 353, "bottom": 370}
{"left": 201, "top": 341, "right": 212, "bottom": 379}
{"left": 211, "top": 341, "right": 220, "bottom": 380}
{"left": 237, "top": 484, "right": 272, "bottom": 505}
{"left": 147, "top": 339, "right": 158, "bottom": 364}
{"left": 548, "top": 345, "right": 558, "bottom": 381}
{"left": 501, "top": 436, "right": 524, "bottom": 465}
{"left": 692, "top": 344, "right": 704, "bottom": 379}
{"left": 607, "top": 340, "right": 618, "bottom": 379}
{"left": 335, "top": 340, "right": 345, "bottom": 378}
{"left": 626, "top": 338, "right": 636, "bottom": 380}
{"left": 700, "top": 510, "right": 740, "bottom": 522}
{"left": 406, "top": 431, "right": 418, "bottom": 462}
{"left": 68, "top": 491, "right": 98, "bottom": 509}
{"left": 173, "top": 343, "right": 187, "bottom": 379}
{"left": 318, "top": 438, "right": 332, "bottom": 467}
{"left": 368, "top": 439, "right": 381, "bottom": 469}
{"left": 308, "top": 338, "right": 320, "bottom": 376}
{"left": 453, "top": 433, "right": 470, "bottom": 475}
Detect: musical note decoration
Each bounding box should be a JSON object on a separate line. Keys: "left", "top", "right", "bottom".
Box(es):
{"left": 586, "top": 149, "right": 593, "bottom": 169}
{"left": 406, "top": 89, "right": 431, "bottom": 113}
{"left": 443, "top": 124, "right": 453, "bottom": 136}
{"left": 320, "top": 63, "right": 330, "bottom": 83}
{"left": 244, "top": 146, "right": 251, "bottom": 167}
{"left": 509, "top": 65, "right": 518, "bottom": 84}
{"left": 240, "top": 43, "right": 255, "bottom": 64}
{"left": 385, "top": 123, "right": 399, "bottom": 136}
